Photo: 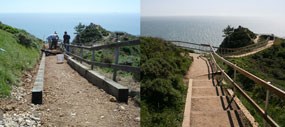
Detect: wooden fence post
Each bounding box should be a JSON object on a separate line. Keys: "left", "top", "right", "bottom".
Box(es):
{"left": 91, "top": 50, "right": 95, "bottom": 69}
{"left": 113, "top": 46, "right": 120, "bottom": 81}
{"left": 80, "top": 47, "right": 83, "bottom": 63}
{"left": 263, "top": 87, "right": 270, "bottom": 127}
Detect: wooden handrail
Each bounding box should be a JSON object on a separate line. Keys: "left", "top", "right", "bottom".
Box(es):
{"left": 66, "top": 40, "right": 140, "bottom": 50}
{"left": 208, "top": 45, "right": 285, "bottom": 127}
{"left": 63, "top": 40, "right": 140, "bottom": 81}
{"left": 210, "top": 46, "right": 285, "bottom": 100}
{"left": 170, "top": 40, "right": 284, "bottom": 126}
{"left": 67, "top": 52, "right": 140, "bottom": 73}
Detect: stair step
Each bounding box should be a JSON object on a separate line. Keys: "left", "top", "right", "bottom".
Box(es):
{"left": 190, "top": 110, "right": 244, "bottom": 127}
{"left": 191, "top": 96, "right": 239, "bottom": 111}
{"left": 192, "top": 80, "right": 218, "bottom": 87}
{"left": 193, "top": 76, "right": 213, "bottom": 80}
{"left": 192, "top": 86, "right": 225, "bottom": 96}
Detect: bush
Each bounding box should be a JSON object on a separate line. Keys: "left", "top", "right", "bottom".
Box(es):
{"left": 141, "top": 37, "right": 192, "bottom": 127}
{"left": 17, "top": 33, "right": 33, "bottom": 47}
{"left": 219, "top": 26, "right": 255, "bottom": 49}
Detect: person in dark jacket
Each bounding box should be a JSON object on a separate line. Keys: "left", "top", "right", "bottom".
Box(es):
{"left": 63, "top": 31, "right": 70, "bottom": 52}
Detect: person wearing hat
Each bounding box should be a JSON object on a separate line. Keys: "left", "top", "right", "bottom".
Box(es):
{"left": 50, "top": 31, "right": 59, "bottom": 50}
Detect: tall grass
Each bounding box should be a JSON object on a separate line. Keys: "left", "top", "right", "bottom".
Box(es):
{"left": 0, "top": 29, "right": 41, "bottom": 97}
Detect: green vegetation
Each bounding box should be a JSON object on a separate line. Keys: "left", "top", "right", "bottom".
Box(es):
{"left": 72, "top": 22, "right": 140, "bottom": 81}
{"left": 0, "top": 23, "right": 42, "bottom": 97}
{"left": 219, "top": 25, "right": 256, "bottom": 49}
{"left": 73, "top": 22, "right": 109, "bottom": 44}
{"left": 141, "top": 37, "right": 192, "bottom": 127}
{"left": 218, "top": 35, "right": 285, "bottom": 126}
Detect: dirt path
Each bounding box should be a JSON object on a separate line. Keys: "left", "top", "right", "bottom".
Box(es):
{"left": 0, "top": 55, "right": 139, "bottom": 127}
{"left": 41, "top": 55, "right": 140, "bottom": 126}
{"left": 226, "top": 40, "right": 274, "bottom": 58}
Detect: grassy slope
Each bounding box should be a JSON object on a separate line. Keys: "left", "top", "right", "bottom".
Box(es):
{"left": 141, "top": 37, "right": 192, "bottom": 127}
{"left": 0, "top": 29, "right": 41, "bottom": 97}
{"left": 225, "top": 37, "right": 285, "bottom": 126}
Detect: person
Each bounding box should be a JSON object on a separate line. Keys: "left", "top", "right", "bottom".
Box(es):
{"left": 46, "top": 34, "right": 53, "bottom": 49}
{"left": 50, "top": 31, "right": 59, "bottom": 50}
{"left": 63, "top": 31, "right": 70, "bottom": 52}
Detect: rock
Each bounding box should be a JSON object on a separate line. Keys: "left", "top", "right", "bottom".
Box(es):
{"left": 18, "top": 117, "right": 24, "bottom": 123}
{"left": 31, "top": 116, "right": 40, "bottom": 121}
{"left": 119, "top": 106, "right": 126, "bottom": 111}
{"left": 100, "top": 116, "right": 104, "bottom": 119}
{"left": 109, "top": 97, "right": 117, "bottom": 102}
{"left": 70, "top": 112, "right": 76, "bottom": 116}
{"left": 134, "top": 117, "right": 140, "bottom": 122}
{"left": 4, "top": 106, "right": 15, "bottom": 111}
{"left": 25, "top": 78, "right": 32, "bottom": 83}
{"left": 59, "top": 113, "right": 64, "bottom": 117}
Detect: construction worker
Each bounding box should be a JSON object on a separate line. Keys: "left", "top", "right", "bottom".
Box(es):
{"left": 49, "top": 31, "right": 59, "bottom": 50}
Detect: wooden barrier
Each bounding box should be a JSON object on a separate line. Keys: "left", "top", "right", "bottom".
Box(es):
{"left": 32, "top": 52, "right": 46, "bottom": 104}
{"left": 64, "top": 40, "right": 140, "bottom": 81}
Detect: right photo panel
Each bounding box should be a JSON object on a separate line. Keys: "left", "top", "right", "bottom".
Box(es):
{"left": 140, "top": 0, "right": 285, "bottom": 127}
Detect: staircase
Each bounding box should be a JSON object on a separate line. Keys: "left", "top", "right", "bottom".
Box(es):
{"left": 183, "top": 53, "right": 244, "bottom": 127}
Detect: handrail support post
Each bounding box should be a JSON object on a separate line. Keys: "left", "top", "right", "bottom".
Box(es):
{"left": 263, "top": 89, "right": 270, "bottom": 127}
{"left": 80, "top": 47, "right": 83, "bottom": 63}
{"left": 91, "top": 50, "right": 95, "bottom": 69}
{"left": 113, "top": 47, "right": 120, "bottom": 81}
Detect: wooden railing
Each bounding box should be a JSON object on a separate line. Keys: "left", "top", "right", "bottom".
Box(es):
{"left": 208, "top": 45, "right": 284, "bottom": 127}
{"left": 170, "top": 40, "right": 218, "bottom": 52}
{"left": 216, "top": 37, "right": 271, "bottom": 56}
{"left": 63, "top": 40, "right": 140, "bottom": 81}
{"left": 170, "top": 40, "right": 284, "bottom": 127}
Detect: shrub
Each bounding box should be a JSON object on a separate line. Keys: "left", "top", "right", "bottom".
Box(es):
{"left": 141, "top": 37, "right": 192, "bottom": 127}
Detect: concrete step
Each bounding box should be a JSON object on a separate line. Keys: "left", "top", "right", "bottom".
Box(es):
{"left": 192, "top": 86, "right": 225, "bottom": 96}
{"left": 191, "top": 96, "right": 240, "bottom": 111}
{"left": 190, "top": 110, "right": 244, "bottom": 127}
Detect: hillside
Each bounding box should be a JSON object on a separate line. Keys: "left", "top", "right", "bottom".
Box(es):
{"left": 141, "top": 37, "right": 192, "bottom": 127}
{"left": 0, "top": 22, "right": 42, "bottom": 97}
{"left": 223, "top": 37, "right": 285, "bottom": 126}
{"left": 73, "top": 22, "right": 137, "bottom": 45}
{"left": 219, "top": 25, "right": 256, "bottom": 49}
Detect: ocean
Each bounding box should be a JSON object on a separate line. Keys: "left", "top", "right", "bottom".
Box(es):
{"left": 0, "top": 13, "right": 140, "bottom": 41}
{"left": 141, "top": 16, "right": 285, "bottom": 46}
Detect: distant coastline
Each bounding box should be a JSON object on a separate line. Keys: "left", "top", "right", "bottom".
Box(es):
{"left": 0, "top": 13, "right": 140, "bottom": 41}
{"left": 141, "top": 16, "right": 285, "bottom": 46}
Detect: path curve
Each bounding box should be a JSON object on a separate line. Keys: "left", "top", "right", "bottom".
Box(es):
{"left": 225, "top": 40, "right": 274, "bottom": 58}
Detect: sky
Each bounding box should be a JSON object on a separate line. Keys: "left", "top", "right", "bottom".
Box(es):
{"left": 0, "top": 0, "right": 140, "bottom": 14}
{"left": 142, "top": 0, "right": 285, "bottom": 17}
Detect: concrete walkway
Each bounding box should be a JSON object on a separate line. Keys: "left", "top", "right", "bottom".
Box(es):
{"left": 183, "top": 53, "right": 244, "bottom": 127}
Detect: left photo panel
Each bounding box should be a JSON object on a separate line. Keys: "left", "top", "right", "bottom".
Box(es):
{"left": 0, "top": 0, "right": 140, "bottom": 126}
